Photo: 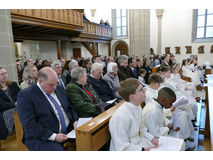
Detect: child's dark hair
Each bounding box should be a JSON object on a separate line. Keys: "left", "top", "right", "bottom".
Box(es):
{"left": 138, "top": 69, "right": 146, "bottom": 75}
{"left": 148, "top": 73, "right": 163, "bottom": 84}
{"left": 158, "top": 66, "right": 170, "bottom": 73}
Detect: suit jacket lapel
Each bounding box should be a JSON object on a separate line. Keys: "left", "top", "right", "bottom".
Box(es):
{"left": 33, "top": 84, "right": 56, "bottom": 116}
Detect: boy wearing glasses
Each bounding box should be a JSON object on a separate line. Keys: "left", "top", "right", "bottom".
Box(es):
{"left": 109, "top": 78, "right": 159, "bottom": 151}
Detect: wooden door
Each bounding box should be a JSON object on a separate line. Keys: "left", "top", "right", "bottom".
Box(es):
{"left": 115, "top": 42, "right": 128, "bottom": 56}
{"left": 73, "top": 48, "right": 81, "bottom": 59}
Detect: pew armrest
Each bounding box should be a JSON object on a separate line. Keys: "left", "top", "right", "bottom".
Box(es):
{"left": 75, "top": 100, "right": 124, "bottom": 151}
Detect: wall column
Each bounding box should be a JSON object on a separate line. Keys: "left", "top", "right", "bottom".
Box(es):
{"left": 129, "top": 9, "right": 150, "bottom": 56}
{"left": 92, "top": 42, "right": 96, "bottom": 56}
{"left": 56, "top": 40, "right": 62, "bottom": 60}
{"left": 108, "top": 41, "right": 111, "bottom": 56}
{"left": 155, "top": 9, "right": 164, "bottom": 55}
{"left": 0, "top": 9, "right": 18, "bottom": 82}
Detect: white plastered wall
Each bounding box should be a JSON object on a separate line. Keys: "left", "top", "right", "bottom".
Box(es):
{"left": 150, "top": 9, "right": 213, "bottom": 66}
{"left": 39, "top": 41, "right": 57, "bottom": 61}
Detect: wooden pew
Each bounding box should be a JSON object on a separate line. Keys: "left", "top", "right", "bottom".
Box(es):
{"left": 13, "top": 111, "right": 29, "bottom": 151}
{"left": 75, "top": 100, "right": 124, "bottom": 151}
{"left": 152, "top": 67, "right": 158, "bottom": 73}
{"left": 179, "top": 69, "right": 191, "bottom": 82}
{"left": 199, "top": 69, "right": 213, "bottom": 150}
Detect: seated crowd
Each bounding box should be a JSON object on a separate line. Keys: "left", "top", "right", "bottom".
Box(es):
{"left": 0, "top": 53, "right": 204, "bottom": 151}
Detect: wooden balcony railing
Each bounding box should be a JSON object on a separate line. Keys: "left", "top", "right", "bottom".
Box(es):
{"left": 83, "top": 21, "right": 112, "bottom": 37}
{"left": 10, "top": 9, "right": 84, "bottom": 27}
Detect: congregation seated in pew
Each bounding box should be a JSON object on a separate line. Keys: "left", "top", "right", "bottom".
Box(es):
{"left": 0, "top": 67, "right": 20, "bottom": 141}
{"left": 17, "top": 67, "right": 79, "bottom": 151}
{"left": 103, "top": 62, "right": 122, "bottom": 102}
{"left": 66, "top": 67, "right": 102, "bottom": 118}
{"left": 109, "top": 78, "right": 159, "bottom": 151}
{"left": 145, "top": 72, "right": 196, "bottom": 149}
{"left": 87, "top": 63, "right": 117, "bottom": 103}
{"left": 141, "top": 87, "right": 180, "bottom": 138}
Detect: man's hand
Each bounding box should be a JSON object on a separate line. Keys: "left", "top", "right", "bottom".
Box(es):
{"left": 174, "top": 126, "right": 180, "bottom": 131}
{"left": 151, "top": 138, "right": 159, "bottom": 147}
{"left": 55, "top": 133, "right": 68, "bottom": 143}
{"left": 167, "top": 123, "right": 173, "bottom": 130}
{"left": 73, "top": 121, "right": 78, "bottom": 129}
{"left": 170, "top": 106, "right": 175, "bottom": 112}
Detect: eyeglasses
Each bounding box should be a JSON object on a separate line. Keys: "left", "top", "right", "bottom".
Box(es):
{"left": 135, "top": 87, "right": 145, "bottom": 94}
{"left": 0, "top": 72, "right": 8, "bottom": 76}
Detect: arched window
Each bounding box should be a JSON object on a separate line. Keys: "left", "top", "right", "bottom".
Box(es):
{"left": 193, "top": 9, "right": 213, "bottom": 42}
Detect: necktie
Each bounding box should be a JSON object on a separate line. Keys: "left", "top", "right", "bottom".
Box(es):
{"left": 58, "top": 77, "right": 65, "bottom": 89}
{"left": 46, "top": 94, "right": 67, "bottom": 134}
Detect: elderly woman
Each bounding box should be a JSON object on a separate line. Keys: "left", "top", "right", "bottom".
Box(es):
{"left": 0, "top": 67, "right": 20, "bottom": 140}
{"left": 66, "top": 67, "right": 101, "bottom": 117}
{"left": 87, "top": 63, "right": 116, "bottom": 102}
{"left": 103, "top": 62, "right": 122, "bottom": 102}
{"left": 20, "top": 65, "right": 38, "bottom": 90}
{"left": 61, "top": 59, "right": 79, "bottom": 86}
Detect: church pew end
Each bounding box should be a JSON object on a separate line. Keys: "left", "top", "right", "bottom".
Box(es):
{"left": 75, "top": 100, "right": 124, "bottom": 151}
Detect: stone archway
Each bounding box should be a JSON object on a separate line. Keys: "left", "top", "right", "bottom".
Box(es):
{"left": 112, "top": 40, "right": 129, "bottom": 57}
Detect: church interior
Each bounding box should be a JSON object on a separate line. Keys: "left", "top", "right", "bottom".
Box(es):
{"left": 0, "top": 1, "right": 213, "bottom": 154}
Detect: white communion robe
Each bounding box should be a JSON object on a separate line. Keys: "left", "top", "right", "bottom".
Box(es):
{"left": 188, "top": 64, "right": 204, "bottom": 82}
{"left": 144, "top": 86, "right": 158, "bottom": 104}
{"left": 109, "top": 102, "right": 154, "bottom": 151}
{"left": 182, "top": 65, "right": 200, "bottom": 86}
{"left": 163, "top": 78, "right": 196, "bottom": 120}
{"left": 146, "top": 85, "right": 194, "bottom": 139}
{"left": 168, "top": 74, "right": 198, "bottom": 118}
{"left": 142, "top": 99, "right": 171, "bottom": 138}
{"left": 170, "top": 73, "right": 197, "bottom": 98}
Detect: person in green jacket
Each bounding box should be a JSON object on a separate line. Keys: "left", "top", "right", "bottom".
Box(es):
{"left": 66, "top": 67, "right": 102, "bottom": 117}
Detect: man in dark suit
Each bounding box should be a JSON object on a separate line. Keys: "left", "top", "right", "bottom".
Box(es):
{"left": 117, "top": 55, "right": 130, "bottom": 82}
{"left": 17, "top": 67, "right": 78, "bottom": 151}
{"left": 87, "top": 63, "right": 116, "bottom": 102}
{"left": 127, "top": 57, "right": 138, "bottom": 79}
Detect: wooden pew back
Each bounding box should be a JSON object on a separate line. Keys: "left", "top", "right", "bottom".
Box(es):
{"left": 75, "top": 101, "right": 124, "bottom": 151}
{"left": 152, "top": 67, "right": 158, "bottom": 73}
{"left": 179, "top": 68, "right": 192, "bottom": 82}
{"left": 13, "top": 111, "right": 29, "bottom": 151}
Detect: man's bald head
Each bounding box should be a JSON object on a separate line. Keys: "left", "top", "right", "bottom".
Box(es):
{"left": 38, "top": 67, "right": 58, "bottom": 94}
{"left": 38, "top": 67, "right": 57, "bottom": 81}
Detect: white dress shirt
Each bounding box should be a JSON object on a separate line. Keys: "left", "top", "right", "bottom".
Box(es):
{"left": 37, "top": 82, "right": 70, "bottom": 141}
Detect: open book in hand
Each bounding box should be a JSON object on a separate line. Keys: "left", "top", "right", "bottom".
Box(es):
{"left": 66, "top": 118, "right": 92, "bottom": 139}
{"left": 150, "top": 136, "right": 185, "bottom": 151}
{"left": 172, "top": 96, "right": 188, "bottom": 108}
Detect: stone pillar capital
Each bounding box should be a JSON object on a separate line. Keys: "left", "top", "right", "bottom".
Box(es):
{"left": 155, "top": 9, "right": 164, "bottom": 19}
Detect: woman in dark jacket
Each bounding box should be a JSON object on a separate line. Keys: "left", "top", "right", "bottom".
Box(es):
{"left": 0, "top": 67, "right": 20, "bottom": 140}
{"left": 66, "top": 67, "right": 101, "bottom": 117}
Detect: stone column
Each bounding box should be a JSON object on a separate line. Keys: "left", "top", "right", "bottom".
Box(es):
{"left": 155, "top": 9, "right": 164, "bottom": 55}
{"left": 0, "top": 9, "right": 18, "bottom": 82}
{"left": 129, "top": 9, "right": 150, "bottom": 56}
